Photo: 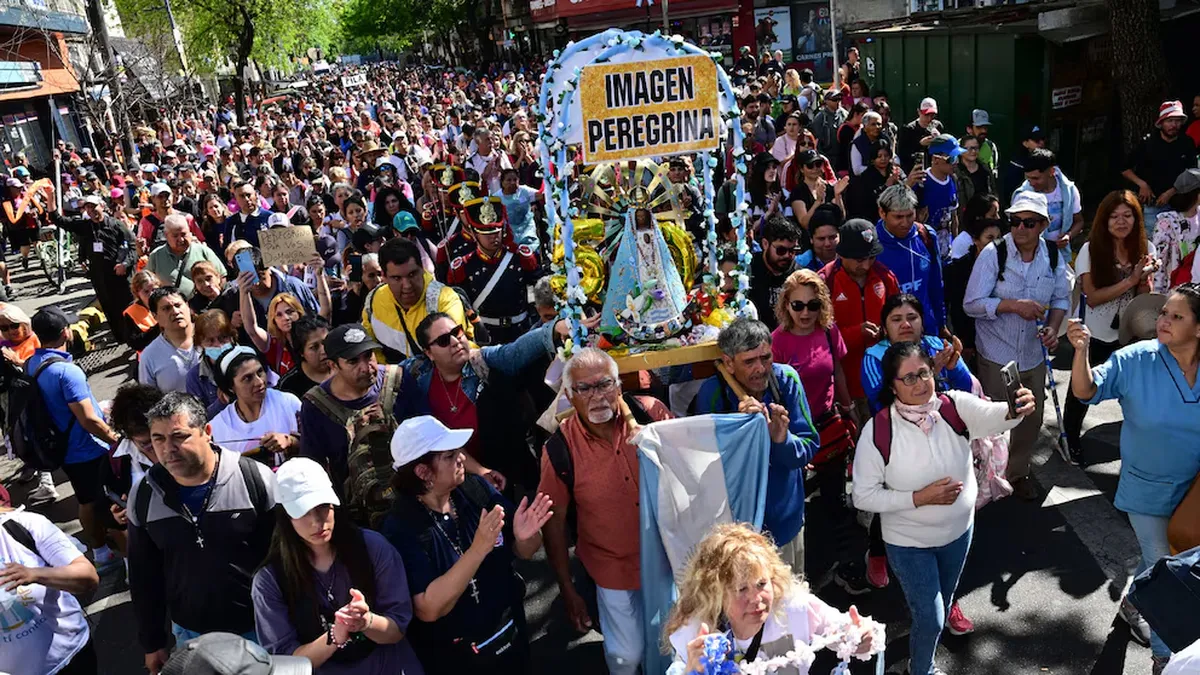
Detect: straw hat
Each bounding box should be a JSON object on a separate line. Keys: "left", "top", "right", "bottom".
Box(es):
{"left": 1119, "top": 293, "right": 1166, "bottom": 345}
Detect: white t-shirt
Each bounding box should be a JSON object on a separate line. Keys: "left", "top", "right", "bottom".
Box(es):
{"left": 210, "top": 388, "right": 302, "bottom": 456}
{"left": 949, "top": 231, "right": 974, "bottom": 260}
{"left": 1075, "top": 240, "right": 1157, "bottom": 343}
{"left": 0, "top": 509, "right": 89, "bottom": 675}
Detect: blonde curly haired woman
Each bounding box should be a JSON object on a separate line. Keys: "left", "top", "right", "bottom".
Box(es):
{"left": 663, "top": 523, "right": 883, "bottom": 675}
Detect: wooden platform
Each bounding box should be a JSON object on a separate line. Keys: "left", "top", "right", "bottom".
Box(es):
{"left": 611, "top": 342, "right": 722, "bottom": 374}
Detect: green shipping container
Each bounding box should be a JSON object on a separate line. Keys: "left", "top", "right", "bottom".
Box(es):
{"left": 856, "top": 31, "right": 1048, "bottom": 174}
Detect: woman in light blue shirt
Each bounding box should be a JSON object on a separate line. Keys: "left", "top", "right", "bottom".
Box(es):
{"left": 862, "top": 293, "right": 974, "bottom": 415}
{"left": 1068, "top": 284, "right": 1200, "bottom": 674}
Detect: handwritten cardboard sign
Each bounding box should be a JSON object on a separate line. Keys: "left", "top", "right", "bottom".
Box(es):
{"left": 259, "top": 225, "right": 316, "bottom": 268}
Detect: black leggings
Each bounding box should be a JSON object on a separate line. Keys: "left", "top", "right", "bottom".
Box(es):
{"left": 1064, "top": 337, "right": 1119, "bottom": 448}
{"left": 59, "top": 639, "right": 98, "bottom": 675}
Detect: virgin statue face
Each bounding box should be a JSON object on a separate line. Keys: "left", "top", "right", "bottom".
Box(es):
{"left": 635, "top": 208, "right": 652, "bottom": 230}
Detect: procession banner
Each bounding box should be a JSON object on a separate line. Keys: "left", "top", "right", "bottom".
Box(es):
{"left": 579, "top": 54, "right": 720, "bottom": 163}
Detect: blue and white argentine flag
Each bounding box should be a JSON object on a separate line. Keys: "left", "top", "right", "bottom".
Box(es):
{"left": 635, "top": 413, "right": 772, "bottom": 675}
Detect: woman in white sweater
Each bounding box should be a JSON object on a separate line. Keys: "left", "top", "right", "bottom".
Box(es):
{"left": 851, "top": 341, "right": 1035, "bottom": 675}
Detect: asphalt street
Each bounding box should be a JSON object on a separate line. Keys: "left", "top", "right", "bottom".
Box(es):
{"left": 0, "top": 257, "right": 1152, "bottom": 675}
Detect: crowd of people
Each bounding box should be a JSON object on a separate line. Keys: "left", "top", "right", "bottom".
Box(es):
{"left": 0, "top": 50, "right": 1199, "bottom": 675}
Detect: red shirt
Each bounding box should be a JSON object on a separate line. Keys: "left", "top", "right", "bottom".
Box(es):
{"left": 427, "top": 375, "right": 480, "bottom": 460}
{"left": 819, "top": 259, "right": 900, "bottom": 399}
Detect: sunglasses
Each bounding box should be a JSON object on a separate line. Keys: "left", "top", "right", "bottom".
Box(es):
{"left": 895, "top": 368, "right": 935, "bottom": 387}
{"left": 803, "top": 160, "right": 823, "bottom": 169}
{"left": 427, "top": 325, "right": 464, "bottom": 348}
{"left": 0, "top": 323, "right": 18, "bottom": 332}
{"left": 772, "top": 245, "right": 800, "bottom": 257}
{"left": 1009, "top": 215, "right": 1044, "bottom": 230}
{"left": 790, "top": 299, "right": 822, "bottom": 313}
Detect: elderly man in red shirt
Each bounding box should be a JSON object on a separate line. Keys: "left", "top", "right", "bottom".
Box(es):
{"left": 539, "top": 347, "right": 672, "bottom": 675}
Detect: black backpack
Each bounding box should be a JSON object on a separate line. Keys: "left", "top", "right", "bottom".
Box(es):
{"left": 544, "top": 393, "right": 655, "bottom": 541}
{"left": 7, "top": 357, "right": 74, "bottom": 472}
{"left": 994, "top": 238, "right": 1060, "bottom": 282}
{"left": 3, "top": 518, "right": 43, "bottom": 561}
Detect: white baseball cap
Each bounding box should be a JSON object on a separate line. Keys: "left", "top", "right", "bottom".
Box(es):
{"left": 276, "top": 458, "right": 340, "bottom": 519}
{"left": 919, "top": 97, "right": 939, "bottom": 114}
{"left": 1005, "top": 191, "right": 1050, "bottom": 221}
{"left": 390, "top": 416, "right": 473, "bottom": 469}
{"left": 267, "top": 212, "right": 291, "bottom": 228}
{"left": 149, "top": 182, "right": 172, "bottom": 197}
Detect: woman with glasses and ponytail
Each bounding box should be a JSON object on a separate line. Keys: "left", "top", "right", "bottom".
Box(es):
{"left": 853, "top": 341, "right": 1035, "bottom": 675}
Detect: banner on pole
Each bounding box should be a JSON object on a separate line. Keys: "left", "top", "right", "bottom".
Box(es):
{"left": 579, "top": 55, "right": 720, "bottom": 164}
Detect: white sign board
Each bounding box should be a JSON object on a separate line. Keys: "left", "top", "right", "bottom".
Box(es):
{"left": 341, "top": 73, "right": 367, "bottom": 88}
{"left": 1052, "top": 86, "right": 1082, "bottom": 110}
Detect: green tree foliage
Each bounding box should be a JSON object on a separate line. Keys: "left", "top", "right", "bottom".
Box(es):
{"left": 113, "top": 0, "right": 340, "bottom": 122}
{"left": 338, "top": 0, "right": 497, "bottom": 61}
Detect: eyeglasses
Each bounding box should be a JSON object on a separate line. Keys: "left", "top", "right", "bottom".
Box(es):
{"left": 0, "top": 323, "right": 18, "bottom": 332}
{"left": 1009, "top": 216, "right": 1044, "bottom": 230}
{"left": 573, "top": 378, "right": 617, "bottom": 397}
{"left": 790, "top": 299, "right": 822, "bottom": 313}
{"left": 772, "top": 245, "right": 800, "bottom": 257}
{"left": 962, "top": 145, "right": 980, "bottom": 151}
{"left": 894, "top": 368, "right": 935, "bottom": 387}
{"left": 427, "top": 325, "right": 464, "bottom": 348}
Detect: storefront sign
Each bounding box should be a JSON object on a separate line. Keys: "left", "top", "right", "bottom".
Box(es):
{"left": 341, "top": 73, "right": 367, "bottom": 88}
{"left": 1052, "top": 85, "right": 1082, "bottom": 110}
{"left": 579, "top": 55, "right": 719, "bottom": 163}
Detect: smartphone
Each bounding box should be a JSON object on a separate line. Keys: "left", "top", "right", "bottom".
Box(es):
{"left": 347, "top": 252, "right": 363, "bottom": 283}
{"left": 323, "top": 262, "right": 341, "bottom": 279}
{"left": 235, "top": 249, "right": 259, "bottom": 285}
{"left": 104, "top": 486, "right": 127, "bottom": 509}
{"left": 912, "top": 152, "right": 925, "bottom": 171}
{"left": 1000, "top": 360, "right": 1022, "bottom": 418}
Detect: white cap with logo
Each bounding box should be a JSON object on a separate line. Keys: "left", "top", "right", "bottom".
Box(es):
{"left": 389, "top": 415, "right": 473, "bottom": 470}
{"left": 1005, "top": 191, "right": 1050, "bottom": 221}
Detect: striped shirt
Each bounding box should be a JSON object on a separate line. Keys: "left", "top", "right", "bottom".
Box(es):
{"left": 963, "top": 233, "right": 1071, "bottom": 371}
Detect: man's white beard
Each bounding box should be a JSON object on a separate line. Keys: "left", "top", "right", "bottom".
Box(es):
{"left": 587, "top": 406, "right": 615, "bottom": 424}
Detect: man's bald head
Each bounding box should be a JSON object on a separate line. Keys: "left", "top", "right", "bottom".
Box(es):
{"left": 164, "top": 214, "right": 191, "bottom": 253}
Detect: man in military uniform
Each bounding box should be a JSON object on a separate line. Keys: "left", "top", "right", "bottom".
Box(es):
{"left": 421, "top": 163, "right": 463, "bottom": 240}
{"left": 436, "top": 180, "right": 481, "bottom": 274}
{"left": 448, "top": 196, "right": 540, "bottom": 345}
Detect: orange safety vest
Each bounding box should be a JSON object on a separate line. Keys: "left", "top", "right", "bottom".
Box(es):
{"left": 122, "top": 303, "right": 157, "bottom": 333}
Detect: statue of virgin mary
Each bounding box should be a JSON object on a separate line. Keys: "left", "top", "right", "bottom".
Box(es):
{"left": 600, "top": 196, "right": 690, "bottom": 342}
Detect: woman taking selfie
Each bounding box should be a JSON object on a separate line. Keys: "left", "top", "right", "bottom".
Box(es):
{"left": 1068, "top": 283, "right": 1200, "bottom": 675}
{"left": 663, "top": 523, "right": 883, "bottom": 674}
{"left": 1065, "top": 190, "right": 1154, "bottom": 463}
{"left": 253, "top": 458, "right": 424, "bottom": 674}
{"left": 854, "top": 341, "right": 1035, "bottom": 675}
{"left": 382, "top": 416, "right": 552, "bottom": 675}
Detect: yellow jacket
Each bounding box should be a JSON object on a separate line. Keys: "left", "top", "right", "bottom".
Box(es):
{"left": 362, "top": 273, "right": 473, "bottom": 363}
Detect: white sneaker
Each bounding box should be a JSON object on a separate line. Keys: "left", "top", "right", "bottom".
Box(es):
{"left": 27, "top": 473, "right": 59, "bottom": 504}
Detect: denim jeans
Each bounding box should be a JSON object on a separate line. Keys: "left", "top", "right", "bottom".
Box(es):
{"left": 886, "top": 526, "right": 973, "bottom": 675}
{"left": 1127, "top": 512, "right": 1173, "bottom": 658}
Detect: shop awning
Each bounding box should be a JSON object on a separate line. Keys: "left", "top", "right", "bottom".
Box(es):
{"left": 564, "top": 0, "right": 735, "bottom": 33}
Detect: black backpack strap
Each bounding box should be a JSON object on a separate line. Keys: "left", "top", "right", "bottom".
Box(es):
{"left": 29, "top": 356, "right": 76, "bottom": 437}
{"left": 238, "top": 454, "right": 270, "bottom": 518}
{"left": 1047, "top": 240, "right": 1060, "bottom": 271}
{"left": 544, "top": 428, "right": 573, "bottom": 494}
{"left": 996, "top": 239, "right": 1008, "bottom": 281}
{"left": 3, "top": 519, "right": 42, "bottom": 562}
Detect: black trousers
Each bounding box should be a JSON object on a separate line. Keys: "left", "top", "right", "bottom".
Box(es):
{"left": 92, "top": 270, "right": 134, "bottom": 343}
{"left": 58, "top": 638, "right": 98, "bottom": 675}
{"left": 1063, "top": 337, "right": 1119, "bottom": 449}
